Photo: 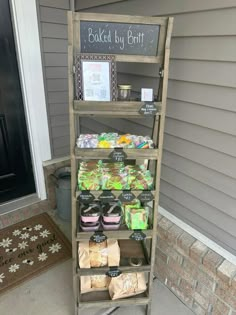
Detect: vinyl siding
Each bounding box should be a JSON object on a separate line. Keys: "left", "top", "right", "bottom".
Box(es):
{"left": 37, "top": 0, "right": 236, "bottom": 254}
{"left": 37, "top": 0, "right": 70, "bottom": 156}
{"left": 80, "top": 0, "right": 236, "bottom": 254}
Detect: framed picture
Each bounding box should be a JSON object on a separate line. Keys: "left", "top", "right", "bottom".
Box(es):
{"left": 75, "top": 54, "right": 117, "bottom": 101}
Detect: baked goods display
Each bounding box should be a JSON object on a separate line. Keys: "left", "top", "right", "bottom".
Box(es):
{"left": 76, "top": 133, "right": 154, "bottom": 149}
{"left": 79, "top": 198, "right": 150, "bottom": 231}
{"left": 78, "top": 239, "right": 147, "bottom": 298}
{"left": 78, "top": 160, "right": 154, "bottom": 191}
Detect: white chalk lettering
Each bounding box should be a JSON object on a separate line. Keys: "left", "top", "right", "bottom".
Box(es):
{"left": 127, "top": 30, "right": 144, "bottom": 46}
{"left": 88, "top": 28, "right": 111, "bottom": 44}
{"left": 115, "top": 30, "right": 124, "bottom": 50}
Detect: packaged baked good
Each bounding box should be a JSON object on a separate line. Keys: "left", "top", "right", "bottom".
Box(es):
{"left": 79, "top": 240, "right": 120, "bottom": 293}
{"left": 108, "top": 273, "right": 146, "bottom": 300}
{"left": 125, "top": 207, "right": 149, "bottom": 230}
{"left": 78, "top": 239, "right": 120, "bottom": 268}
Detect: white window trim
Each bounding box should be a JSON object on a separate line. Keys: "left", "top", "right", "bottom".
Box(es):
{"left": 159, "top": 206, "right": 236, "bottom": 265}
{"left": 10, "top": 0, "right": 51, "bottom": 200}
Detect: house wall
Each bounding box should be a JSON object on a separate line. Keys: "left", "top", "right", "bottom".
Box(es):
{"left": 76, "top": 0, "right": 236, "bottom": 255}
{"left": 37, "top": 0, "right": 71, "bottom": 157}
{"left": 37, "top": 0, "right": 236, "bottom": 255}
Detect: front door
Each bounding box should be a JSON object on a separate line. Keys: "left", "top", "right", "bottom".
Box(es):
{"left": 0, "top": 0, "right": 35, "bottom": 204}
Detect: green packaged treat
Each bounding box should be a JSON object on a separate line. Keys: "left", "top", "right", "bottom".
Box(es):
{"left": 126, "top": 207, "right": 149, "bottom": 230}
{"left": 123, "top": 199, "right": 141, "bottom": 226}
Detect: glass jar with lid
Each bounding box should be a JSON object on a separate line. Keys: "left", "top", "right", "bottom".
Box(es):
{"left": 117, "top": 84, "right": 132, "bottom": 101}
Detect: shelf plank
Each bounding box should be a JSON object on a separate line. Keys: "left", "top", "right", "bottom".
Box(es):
{"left": 76, "top": 190, "right": 156, "bottom": 199}
{"left": 75, "top": 147, "right": 159, "bottom": 160}
{"left": 74, "top": 101, "right": 162, "bottom": 117}
{"left": 77, "top": 265, "right": 151, "bottom": 276}
{"left": 77, "top": 229, "right": 153, "bottom": 240}
{"left": 79, "top": 291, "right": 149, "bottom": 309}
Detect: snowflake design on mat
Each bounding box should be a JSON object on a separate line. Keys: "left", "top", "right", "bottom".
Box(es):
{"left": 30, "top": 235, "right": 38, "bottom": 242}
{"left": 23, "top": 259, "right": 34, "bottom": 266}
{"left": 0, "top": 273, "right": 5, "bottom": 283}
{"left": 0, "top": 238, "right": 12, "bottom": 248}
{"left": 12, "top": 229, "right": 21, "bottom": 236}
{"left": 9, "top": 264, "right": 20, "bottom": 273}
{"left": 18, "top": 241, "right": 28, "bottom": 249}
{"left": 20, "top": 232, "right": 30, "bottom": 240}
{"left": 38, "top": 253, "right": 48, "bottom": 262}
{"left": 40, "top": 229, "right": 51, "bottom": 238}
{"left": 34, "top": 224, "right": 43, "bottom": 231}
{"left": 5, "top": 247, "right": 17, "bottom": 253}
{"left": 23, "top": 226, "right": 32, "bottom": 232}
{"left": 49, "top": 243, "right": 62, "bottom": 254}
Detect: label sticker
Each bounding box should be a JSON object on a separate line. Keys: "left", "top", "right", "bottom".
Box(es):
{"left": 78, "top": 191, "right": 95, "bottom": 204}
{"left": 106, "top": 267, "right": 122, "bottom": 278}
{"left": 109, "top": 148, "right": 127, "bottom": 162}
{"left": 130, "top": 230, "right": 146, "bottom": 241}
{"left": 90, "top": 232, "right": 107, "bottom": 243}
{"left": 139, "top": 102, "right": 158, "bottom": 115}
{"left": 118, "top": 191, "right": 135, "bottom": 202}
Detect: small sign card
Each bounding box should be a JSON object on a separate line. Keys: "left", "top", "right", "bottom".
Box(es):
{"left": 109, "top": 148, "right": 127, "bottom": 162}
{"left": 118, "top": 191, "right": 135, "bottom": 203}
{"left": 99, "top": 191, "right": 116, "bottom": 203}
{"left": 78, "top": 191, "right": 95, "bottom": 204}
{"left": 141, "top": 88, "right": 153, "bottom": 102}
{"left": 130, "top": 230, "right": 147, "bottom": 241}
{"left": 138, "top": 191, "right": 154, "bottom": 203}
{"left": 139, "top": 102, "right": 158, "bottom": 116}
{"left": 106, "top": 267, "right": 122, "bottom": 278}
{"left": 90, "top": 231, "right": 107, "bottom": 243}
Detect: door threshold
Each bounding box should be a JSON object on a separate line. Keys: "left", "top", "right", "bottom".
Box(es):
{"left": 0, "top": 194, "right": 40, "bottom": 215}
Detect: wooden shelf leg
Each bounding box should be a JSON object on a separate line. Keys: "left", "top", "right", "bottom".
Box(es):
{"left": 146, "top": 302, "right": 151, "bottom": 315}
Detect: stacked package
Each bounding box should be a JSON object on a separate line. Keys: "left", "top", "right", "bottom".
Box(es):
{"left": 78, "top": 161, "right": 153, "bottom": 191}
{"left": 76, "top": 133, "right": 154, "bottom": 149}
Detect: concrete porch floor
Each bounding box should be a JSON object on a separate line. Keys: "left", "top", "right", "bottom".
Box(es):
{"left": 0, "top": 211, "right": 193, "bottom": 315}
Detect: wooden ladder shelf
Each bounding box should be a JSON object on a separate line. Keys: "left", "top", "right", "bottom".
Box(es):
{"left": 68, "top": 11, "right": 173, "bottom": 315}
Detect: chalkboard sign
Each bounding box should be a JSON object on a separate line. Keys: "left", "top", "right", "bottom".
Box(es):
{"left": 139, "top": 102, "right": 158, "bottom": 115}
{"left": 130, "top": 230, "right": 146, "bottom": 241}
{"left": 119, "top": 191, "right": 135, "bottom": 202}
{"left": 99, "top": 191, "right": 116, "bottom": 203}
{"left": 138, "top": 191, "right": 154, "bottom": 203}
{"left": 90, "top": 231, "right": 107, "bottom": 243}
{"left": 80, "top": 21, "right": 160, "bottom": 56}
{"left": 106, "top": 267, "right": 122, "bottom": 278}
{"left": 78, "top": 191, "right": 95, "bottom": 204}
{"left": 109, "top": 148, "right": 127, "bottom": 162}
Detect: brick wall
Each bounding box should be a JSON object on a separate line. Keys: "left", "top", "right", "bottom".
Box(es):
{"left": 155, "top": 214, "right": 236, "bottom": 315}
{"left": 0, "top": 200, "right": 50, "bottom": 229}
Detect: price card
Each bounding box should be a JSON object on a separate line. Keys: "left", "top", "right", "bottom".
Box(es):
{"left": 139, "top": 102, "right": 158, "bottom": 116}
{"left": 109, "top": 148, "right": 127, "bottom": 162}
{"left": 138, "top": 191, "right": 154, "bottom": 203}
{"left": 118, "top": 191, "right": 135, "bottom": 203}
{"left": 99, "top": 191, "right": 116, "bottom": 203}
{"left": 90, "top": 231, "right": 107, "bottom": 243}
{"left": 106, "top": 267, "right": 122, "bottom": 278}
{"left": 78, "top": 191, "right": 95, "bottom": 204}
{"left": 130, "top": 230, "right": 146, "bottom": 241}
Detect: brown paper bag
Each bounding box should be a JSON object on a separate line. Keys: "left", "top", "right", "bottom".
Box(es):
{"left": 108, "top": 273, "right": 147, "bottom": 300}
{"left": 78, "top": 239, "right": 120, "bottom": 293}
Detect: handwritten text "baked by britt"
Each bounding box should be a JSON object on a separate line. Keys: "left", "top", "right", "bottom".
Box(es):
{"left": 88, "top": 28, "right": 144, "bottom": 50}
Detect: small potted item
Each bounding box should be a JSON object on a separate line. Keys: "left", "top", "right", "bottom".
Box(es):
{"left": 81, "top": 203, "right": 100, "bottom": 223}
{"left": 102, "top": 202, "right": 122, "bottom": 224}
